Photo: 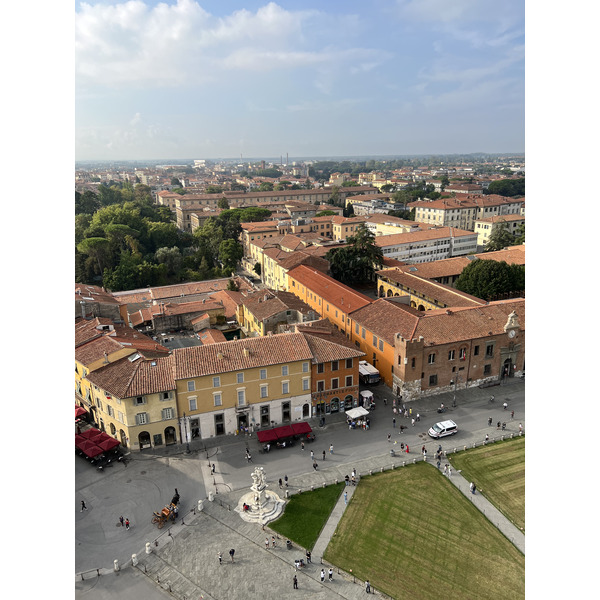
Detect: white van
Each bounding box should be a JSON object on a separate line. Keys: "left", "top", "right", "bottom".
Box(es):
{"left": 428, "top": 420, "right": 458, "bottom": 439}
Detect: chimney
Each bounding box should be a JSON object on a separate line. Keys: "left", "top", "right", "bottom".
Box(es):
{"left": 217, "top": 352, "right": 224, "bottom": 360}
{"left": 243, "top": 347, "right": 250, "bottom": 357}
{"left": 103, "top": 351, "right": 109, "bottom": 364}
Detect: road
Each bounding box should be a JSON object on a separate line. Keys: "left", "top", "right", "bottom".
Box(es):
{"left": 75, "top": 378, "right": 525, "bottom": 575}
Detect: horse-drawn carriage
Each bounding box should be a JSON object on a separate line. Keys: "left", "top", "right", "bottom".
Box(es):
{"left": 151, "top": 489, "right": 180, "bottom": 528}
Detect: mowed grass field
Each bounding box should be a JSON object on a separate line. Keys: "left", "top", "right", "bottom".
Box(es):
{"left": 449, "top": 436, "right": 525, "bottom": 531}
{"left": 325, "top": 463, "right": 524, "bottom": 600}
{"left": 270, "top": 482, "right": 345, "bottom": 550}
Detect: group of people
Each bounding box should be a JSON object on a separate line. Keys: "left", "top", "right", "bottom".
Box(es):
{"left": 344, "top": 469, "right": 358, "bottom": 486}
{"left": 347, "top": 418, "right": 370, "bottom": 430}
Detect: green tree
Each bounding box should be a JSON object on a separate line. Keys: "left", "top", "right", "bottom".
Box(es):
{"left": 217, "top": 197, "right": 230, "bottom": 210}
{"left": 155, "top": 246, "right": 183, "bottom": 277}
{"left": 514, "top": 223, "right": 525, "bottom": 245}
{"left": 327, "top": 186, "right": 341, "bottom": 206}
{"left": 485, "top": 221, "right": 517, "bottom": 252}
{"left": 485, "top": 178, "right": 525, "bottom": 197}
{"left": 253, "top": 262, "right": 262, "bottom": 276}
{"left": 170, "top": 177, "right": 182, "bottom": 186}
{"left": 75, "top": 190, "right": 100, "bottom": 215}
{"left": 316, "top": 210, "right": 336, "bottom": 217}
{"left": 326, "top": 224, "right": 383, "bottom": 285}
{"left": 205, "top": 185, "right": 223, "bottom": 194}
{"left": 258, "top": 182, "right": 274, "bottom": 192}
{"left": 218, "top": 238, "right": 243, "bottom": 273}
{"left": 455, "top": 260, "right": 525, "bottom": 300}
{"left": 77, "top": 237, "right": 111, "bottom": 276}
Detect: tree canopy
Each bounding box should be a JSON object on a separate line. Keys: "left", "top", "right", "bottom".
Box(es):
{"left": 484, "top": 178, "right": 525, "bottom": 197}
{"left": 455, "top": 260, "right": 525, "bottom": 301}
{"left": 326, "top": 225, "right": 383, "bottom": 285}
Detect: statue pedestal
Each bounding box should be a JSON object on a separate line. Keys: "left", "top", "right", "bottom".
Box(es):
{"left": 236, "top": 490, "right": 285, "bottom": 525}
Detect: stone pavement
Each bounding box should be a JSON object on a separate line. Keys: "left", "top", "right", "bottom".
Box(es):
{"left": 77, "top": 438, "right": 524, "bottom": 600}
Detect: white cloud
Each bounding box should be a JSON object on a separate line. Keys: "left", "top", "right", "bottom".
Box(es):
{"left": 76, "top": 1, "right": 337, "bottom": 88}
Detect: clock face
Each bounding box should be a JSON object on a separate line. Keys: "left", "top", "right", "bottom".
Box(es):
{"left": 508, "top": 329, "right": 516, "bottom": 338}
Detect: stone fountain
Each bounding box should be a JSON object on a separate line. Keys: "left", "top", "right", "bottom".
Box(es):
{"left": 235, "top": 466, "right": 285, "bottom": 525}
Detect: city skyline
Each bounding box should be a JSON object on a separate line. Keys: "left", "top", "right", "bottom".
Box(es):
{"left": 75, "top": 0, "right": 525, "bottom": 161}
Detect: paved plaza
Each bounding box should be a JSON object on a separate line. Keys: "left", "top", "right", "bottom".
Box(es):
{"left": 76, "top": 379, "right": 525, "bottom": 599}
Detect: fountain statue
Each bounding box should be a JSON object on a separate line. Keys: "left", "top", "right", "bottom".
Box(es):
{"left": 236, "top": 466, "right": 285, "bottom": 525}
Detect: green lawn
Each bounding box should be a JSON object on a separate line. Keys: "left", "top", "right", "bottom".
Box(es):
{"left": 270, "top": 482, "right": 345, "bottom": 550}
{"left": 449, "top": 436, "right": 525, "bottom": 531}
{"left": 324, "top": 463, "right": 524, "bottom": 600}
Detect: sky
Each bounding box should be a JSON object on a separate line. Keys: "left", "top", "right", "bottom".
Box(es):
{"left": 75, "top": 0, "right": 525, "bottom": 161}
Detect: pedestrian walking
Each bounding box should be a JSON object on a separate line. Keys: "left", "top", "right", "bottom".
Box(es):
{"left": 497, "top": 421, "right": 501, "bottom": 429}
{"left": 301, "top": 441, "right": 305, "bottom": 451}
{"left": 313, "top": 461, "right": 318, "bottom": 471}
{"left": 345, "top": 474, "right": 349, "bottom": 486}
{"left": 211, "top": 463, "right": 216, "bottom": 474}
{"left": 406, "top": 444, "right": 409, "bottom": 453}
{"left": 502, "top": 422, "right": 506, "bottom": 431}
{"left": 321, "top": 569, "right": 325, "bottom": 582}
{"left": 306, "top": 550, "right": 311, "bottom": 563}
{"left": 472, "top": 483, "right": 476, "bottom": 494}
{"left": 351, "top": 475, "right": 356, "bottom": 486}
{"left": 421, "top": 445, "right": 425, "bottom": 454}
{"left": 393, "top": 406, "right": 397, "bottom": 415}
{"left": 488, "top": 417, "right": 493, "bottom": 426}
{"left": 366, "top": 580, "right": 371, "bottom": 593}
{"left": 265, "top": 537, "right": 269, "bottom": 549}
{"left": 448, "top": 466, "right": 452, "bottom": 477}
{"left": 485, "top": 434, "right": 489, "bottom": 443}
{"left": 279, "top": 478, "right": 283, "bottom": 489}
{"left": 80, "top": 500, "right": 87, "bottom": 512}
{"left": 229, "top": 548, "right": 235, "bottom": 562}
{"left": 469, "top": 482, "right": 474, "bottom": 493}
{"left": 511, "top": 410, "right": 515, "bottom": 419}
{"left": 310, "top": 450, "right": 314, "bottom": 460}
{"left": 272, "top": 536, "right": 276, "bottom": 548}
{"left": 323, "top": 450, "right": 326, "bottom": 461}
{"left": 409, "top": 407, "right": 412, "bottom": 417}
{"left": 437, "top": 459, "right": 441, "bottom": 469}
{"left": 519, "top": 423, "right": 523, "bottom": 433}
{"left": 443, "top": 464, "right": 448, "bottom": 475}
{"left": 246, "top": 451, "right": 252, "bottom": 463}
{"left": 393, "top": 417, "right": 396, "bottom": 428}
{"left": 344, "top": 491, "right": 348, "bottom": 504}
{"left": 411, "top": 418, "right": 415, "bottom": 427}
{"left": 293, "top": 575, "right": 298, "bottom": 589}
{"left": 404, "top": 408, "right": 408, "bottom": 418}
{"left": 387, "top": 433, "right": 391, "bottom": 442}
{"left": 119, "top": 515, "right": 124, "bottom": 527}
{"left": 329, "top": 444, "right": 334, "bottom": 454}
{"left": 328, "top": 567, "right": 333, "bottom": 581}
{"left": 284, "top": 475, "right": 288, "bottom": 487}
{"left": 383, "top": 397, "right": 387, "bottom": 406}
{"left": 217, "top": 551, "right": 222, "bottom": 564}
{"left": 416, "top": 413, "right": 420, "bottom": 422}
{"left": 503, "top": 402, "right": 508, "bottom": 410}
{"left": 125, "top": 518, "right": 130, "bottom": 530}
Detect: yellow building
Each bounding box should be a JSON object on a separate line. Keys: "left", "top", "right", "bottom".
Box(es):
{"left": 85, "top": 354, "right": 179, "bottom": 450}
{"left": 172, "top": 333, "right": 315, "bottom": 437}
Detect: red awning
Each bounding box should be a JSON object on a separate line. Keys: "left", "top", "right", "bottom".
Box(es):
{"left": 275, "top": 425, "right": 294, "bottom": 439}
{"left": 75, "top": 405, "right": 87, "bottom": 418}
{"left": 78, "top": 428, "right": 100, "bottom": 439}
{"left": 291, "top": 422, "right": 312, "bottom": 435}
{"left": 98, "top": 438, "right": 120, "bottom": 452}
{"left": 257, "top": 429, "right": 280, "bottom": 443}
{"left": 79, "top": 440, "right": 104, "bottom": 458}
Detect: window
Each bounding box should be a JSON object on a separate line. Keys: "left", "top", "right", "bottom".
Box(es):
{"left": 474, "top": 345, "right": 480, "bottom": 356}
{"left": 134, "top": 396, "right": 145, "bottom": 406}
{"left": 237, "top": 389, "right": 246, "bottom": 406}
{"left": 236, "top": 372, "right": 244, "bottom": 384}
{"left": 317, "top": 380, "right": 325, "bottom": 392}
{"left": 412, "top": 357, "right": 416, "bottom": 368}
{"left": 362, "top": 327, "right": 366, "bottom": 339}
{"left": 302, "top": 377, "right": 310, "bottom": 391}
{"left": 281, "top": 365, "right": 289, "bottom": 376}
{"left": 260, "top": 369, "right": 267, "bottom": 380}
{"left": 282, "top": 381, "right": 289, "bottom": 395}
{"left": 448, "top": 350, "right": 455, "bottom": 360}
{"left": 331, "top": 378, "right": 339, "bottom": 390}
{"left": 355, "top": 323, "right": 359, "bottom": 334}
{"left": 459, "top": 348, "right": 467, "bottom": 361}
{"left": 302, "top": 361, "right": 309, "bottom": 373}
{"left": 161, "top": 391, "right": 171, "bottom": 401}
{"left": 486, "top": 344, "right": 494, "bottom": 358}
{"left": 213, "top": 376, "right": 221, "bottom": 387}
{"left": 332, "top": 360, "right": 339, "bottom": 371}
{"left": 379, "top": 340, "right": 384, "bottom": 351}
{"left": 346, "top": 358, "right": 353, "bottom": 369}
{"left": 135, "top": 412, "right": 148, "bottom": 425}
{"left": 345, "top": 375, "right": 353, "bottom": 387}
{"left": 189, "top": 397, "right": 197, "bottom": 411}
{"left": 162, "top": 407, "right": 174, "bottom": 420}
{"left": 373, "top": 335, "right": 377, "bottom": 346}
{"left": 429, "top": 374, "right": 438, "bottom": 386}
{"left": 317, "top": 363, "right": 324, "bottom": 374}
{"left": 260, "top": 385, "right": 268, "bottom": 398}
{"left": 107, "top": 405, "right": 114, "bottom": 417}
{"left": 117, "top": 411, "right": 124, "bottom": 424}
{"left": 213, "top": 393, "right": 222, "bottom": 407}
{"left": 428, "top": 353, "right": 435, "bottom": 365}
{"left": 187, "top": 381, "right": 195, "bottom": 392}
{"left": 483, "top": 364, "right": 492, "bottom": 375}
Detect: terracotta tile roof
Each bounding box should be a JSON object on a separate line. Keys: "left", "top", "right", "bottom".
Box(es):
{"left": 477, "top": 244, "right": 525, "bottom": 265}
{"left": 75, "top": 317, "right": 116, "bottom": 347}
{"left": 374, "top": 227, "right": 475, "bottom": 247}
{"left": 75, "top": 284, "right": 120, "bottom": 305}
{"left": 287, "top": 265, "right": 372, "bottom": 313}
{"left": 348, "top": 299, "right": 420, "bottom": 345}
{"left": 86, "top": 355, "right": 175, "bottom": 398}
{"left": 172, "top": 332, "right": 314, "bottom": 379}
{"left": 158, "top": 300, "right": 224, "bottom": 316}
{"left": 243, "top": 291, "right": 315, "bottom": 321}
{"left": 210, "top": 290, "right": 245, "bottom": 319}
{"left": 376, "top": 269, "right": 485, "bottom": 307}
{"left": 414, "top": 299, "right": 525, "bottom": 345}
{"left": 408, "top": 195, "right": 523, "bottom": 210}
{"left": 476, "top": 214, "right": 525, "bottom": 224}
{"left": 301, "top": 333, "right": 366, "bottom": 363}
{"left": 295, "top": 319, "right": 361, "bottom": 351}
{"left": 197, "top": 329, "right": 228, "bottom": 344}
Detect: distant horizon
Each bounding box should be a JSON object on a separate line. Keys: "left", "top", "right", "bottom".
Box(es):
{"left": 75, "top": 151, "right": 525, "bottom": 167}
